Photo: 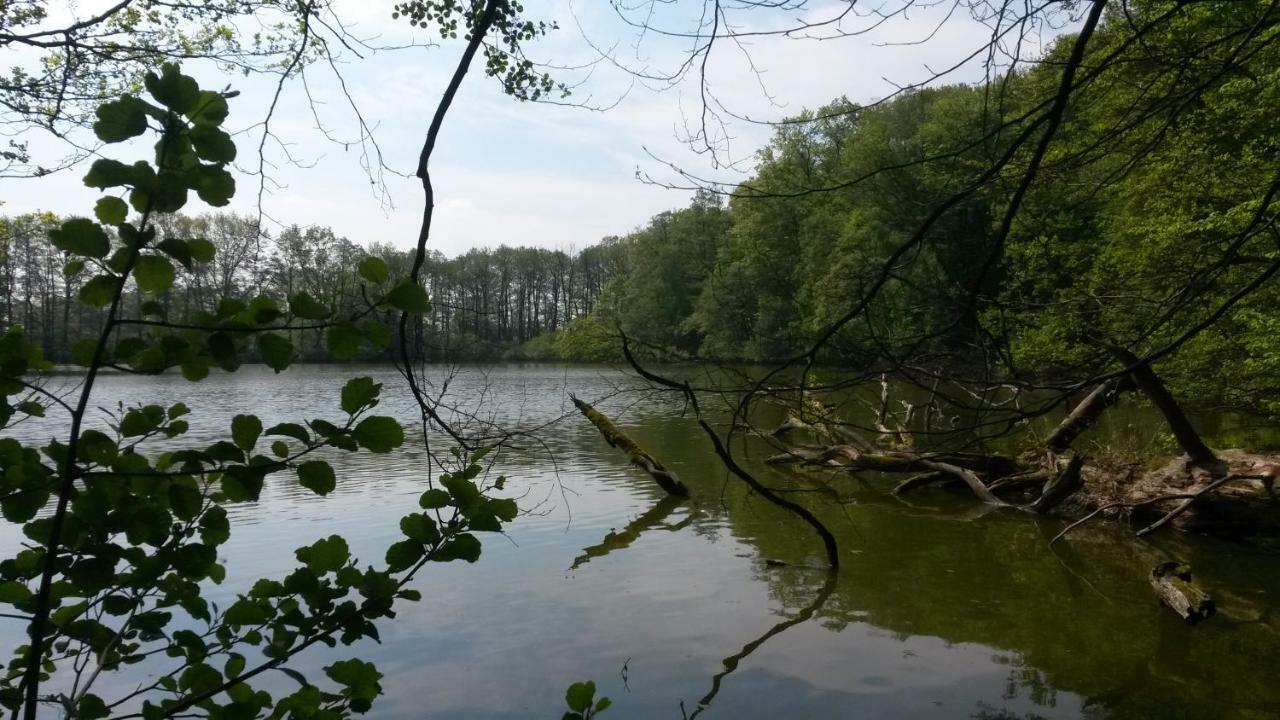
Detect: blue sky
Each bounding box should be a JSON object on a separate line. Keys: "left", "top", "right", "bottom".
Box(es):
{"left": 1, "top": 1, "right": 1046, "bottom": 256}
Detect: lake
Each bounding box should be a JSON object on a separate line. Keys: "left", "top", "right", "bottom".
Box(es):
{"left": 3, "top": 364, "right": 1279, "bottom": 719}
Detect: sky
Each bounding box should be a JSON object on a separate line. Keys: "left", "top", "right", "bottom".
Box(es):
{"left": 0, "top": 1, "right": 1065, "bottom": 257}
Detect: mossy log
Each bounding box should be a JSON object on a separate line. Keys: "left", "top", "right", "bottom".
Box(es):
{"left": 1150, "top": 561, "right": 1215, "bottom": 624}
{"left": 571, "top": 396, "right": 690, "bottom": 497}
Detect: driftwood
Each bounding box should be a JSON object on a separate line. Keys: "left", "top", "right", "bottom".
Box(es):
{"left": 766, "top": 446, "right": 1021, "bottom": 476}
{"left": 1150, "top": 562, "right": 1215, "bottom": 624}
{"left": 571, "top": 395, "right": 690, "bottom": 497}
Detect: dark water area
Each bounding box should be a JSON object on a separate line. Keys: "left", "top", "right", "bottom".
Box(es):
{"left": 2, "top": 364, "right": 1278, "bottom": 719}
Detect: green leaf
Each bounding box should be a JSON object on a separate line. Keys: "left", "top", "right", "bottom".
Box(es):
{"left": 231, "top": 414, "right": 262, "bottom": 451}
{"left": 0, "top": 580, "right": 33, "bottom": 604}
{"left": 145, "top": 64, "right": 200, "bottom": 113}
{"left": 77, "top": 694, "right": 110, "bottom": 720}
{"left": 357, "top": 257, "right": 389, "bottom": 284}
{"left": 266, "top": 422, "right": 310, "bottom": 444}
{"left": 384, "top": 540, "right": 423, "bottom": 572}
{"left": 385, "top": 280, "right": 431, "bottom": 314}
{"left": 225, "top": 653, "right": 247, "bottom": 679}
{"left": 135, "top": 255, "right": 176, "bottom": 293}
{"left": 288, "top": 292, "right": 329, "bottom": 320}
{"left": 189, "top": 90, "right": 230, "bottom": 126}
{"left": 325, "top": 659, "right": 382, "bottom": 713}
{"left": 157, "top": 238, "right": 194, "bottom": 270}
{"left": 79, "top": 275, "right": 120, "bottom": 306}
{"left": 352, "top": 416, "right": 404, "bottom": 454}
{"left": 188, "top": 237, "right": 216, "bottom": 263}
{"left": 17, "top": 400, "right": 43, "bottom": 418}
{"left": 181, "top": 361, "right": 210, "bottom": 382}
{"left": 595, "top": 697, "right": 613, "bottom": 713}
{"left": 94, "top": 197, "right": 129, "bottom": 225}
{"left": 93, "top": 95, "right": 149, "bottom": 143}
{"left": 49, "top": 218, "right": 110, "bottom": 259}
{"left": 79, "top": 425, "right": 118, "bottom": 466}
{"left": 419, "top": 489, "right": 450, "bottom": 509}
{"left": 566, "top": 682, "right": 596, "bottom": 713}
{"left": 168, "top": 481, "right": 203, "bottom": 521}
{"left": 190, "top": 124, "right": 237, "bottom": 163}
{"left": 340, "top": 376, "right": 381, "bottom": 415}
{"left": 84, "top": 159, "right": 154, "bottom": 190}
{"left": 325, "top": 323, "right": 362, "bottom": 360}
{"left": 434, "top": 533, "right": 482, "bottom": 563}
{"left": 271, "top": 440, "right": 290, "bottom": 458}
{"left": 192, "top": 164, "right": 235, "bottom": 207}
{"left": 297, "top": 461, "right": 336, "bottom": 496}
{"left": 256, "top": 333, "right": 293, "bottom": 372}
{"left": 120, "top": 405, "right": 165, "bottom": 436}
{"left": 295, "top": 535, "right": 349, "bottom": 574}
{"left": 399, "top": 513, "right": 439, "bottom": 544}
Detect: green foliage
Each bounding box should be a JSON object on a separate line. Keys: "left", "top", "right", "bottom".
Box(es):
{"left": 562, "top": 680, "right": 611, "bottom": 720}
{"left": 0, "top": 66, "right": 525, "bottom": 719}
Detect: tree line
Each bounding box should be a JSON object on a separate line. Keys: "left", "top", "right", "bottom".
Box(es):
{"left": 0, "top": 212, "right": 625, "bottom": 363}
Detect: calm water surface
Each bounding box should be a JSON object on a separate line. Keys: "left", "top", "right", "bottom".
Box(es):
{"left": 2, "top": 365, "right": 1278, "bottom": 719}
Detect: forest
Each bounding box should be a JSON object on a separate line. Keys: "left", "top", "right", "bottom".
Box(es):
{"left": 6, "top": 4, "right": 1277, "bottom": 418}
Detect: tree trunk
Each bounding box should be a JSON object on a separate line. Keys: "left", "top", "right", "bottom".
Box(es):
{"left": 1110, "top": 346, "right": 1217, "bottom": 467}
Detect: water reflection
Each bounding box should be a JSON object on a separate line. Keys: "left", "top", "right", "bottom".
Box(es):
{"left": 1, "top": 365, "right": 1277, "bottom": 719}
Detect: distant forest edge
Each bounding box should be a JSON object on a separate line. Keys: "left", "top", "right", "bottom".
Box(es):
{"left": 3, "top": 12, "right": 1279, "bottom": 416}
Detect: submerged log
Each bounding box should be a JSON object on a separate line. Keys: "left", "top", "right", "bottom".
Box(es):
{"left": 1150, "top": 561, "right": 1215, "bottom": 624}
{"left": 571, "top": 395, "right": 690, "bottom": 497}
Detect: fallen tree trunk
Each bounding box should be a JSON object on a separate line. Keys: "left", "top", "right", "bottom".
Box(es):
{"left": 572, "top": 395, "right": 690, "bottom": 497}
{"left": 1150, "top": 561, "right": 1215, "bottom": 624}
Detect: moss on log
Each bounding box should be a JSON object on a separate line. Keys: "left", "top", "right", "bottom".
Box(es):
{"left": 572, "top": 396, "right": 690, "bottom": 497}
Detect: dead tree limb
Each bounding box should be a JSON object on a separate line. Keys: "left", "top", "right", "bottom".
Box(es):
{"left": 1135, "top": 473, "right": 1263, "bottom": 537}
{"left": 1046, "top": 380, "right": 1127, "bottom": 452}
{"left": 571, "top": 395, "right": 690, "bottom": 497}
{"left": 918, "top": 459, "right": 1010, "bottom": 506}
